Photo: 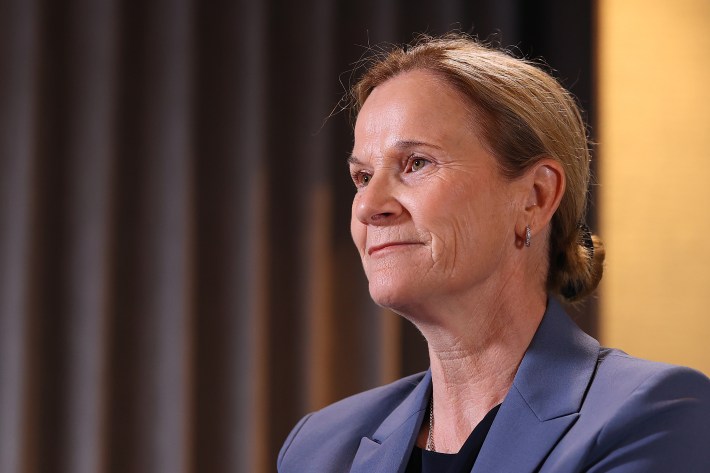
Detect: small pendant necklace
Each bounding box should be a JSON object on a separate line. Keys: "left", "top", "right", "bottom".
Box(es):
{"left": 426, "top": 396, "right": 435, "bottom": 452}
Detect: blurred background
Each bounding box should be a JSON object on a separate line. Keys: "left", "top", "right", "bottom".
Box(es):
{"left": 0, "top": 0, "right": 708, "bottom": 472}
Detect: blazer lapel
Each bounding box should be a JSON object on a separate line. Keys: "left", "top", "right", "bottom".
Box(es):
{"left": 349, "top": 371, "right": 432, "bottom": 473}
{"left": 473, "top": 298, "right": 600, "bottom": 473}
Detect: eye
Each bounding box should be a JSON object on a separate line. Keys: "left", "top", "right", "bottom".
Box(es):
{"left": 351, "top": 171, "right": 372, "bottom": 188}
{"left": 407, "top": 156, "right": 429, "bottom": 172}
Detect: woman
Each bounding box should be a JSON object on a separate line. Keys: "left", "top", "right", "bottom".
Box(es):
{"left": 278, "top": 35, "right": 710, "bottom": 472}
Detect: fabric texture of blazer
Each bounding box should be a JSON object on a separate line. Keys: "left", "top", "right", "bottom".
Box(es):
{"left": 278, "top": 298, "right": 710, "bottom": 472}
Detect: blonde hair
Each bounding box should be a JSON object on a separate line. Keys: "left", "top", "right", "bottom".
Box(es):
{"left": 351, "top": 34, "right": 604, "bottom": 301}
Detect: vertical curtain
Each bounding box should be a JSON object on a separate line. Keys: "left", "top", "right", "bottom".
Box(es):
{"left": 0, "top": 0, "right": 594, "bottom": 472}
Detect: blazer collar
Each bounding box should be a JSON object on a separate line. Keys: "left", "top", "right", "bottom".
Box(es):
{"left": 473, "top": 297, "right": 600, "bottom": 472}
{"left": 349, "top": 371, "right": 431, "bottom": 473}
{"left": 349, "top": 297, "right": 600, "bottom": 473}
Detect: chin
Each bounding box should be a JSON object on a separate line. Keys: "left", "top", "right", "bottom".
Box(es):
{"left": 367, "top": 275, "right": 419, "bottom": 313}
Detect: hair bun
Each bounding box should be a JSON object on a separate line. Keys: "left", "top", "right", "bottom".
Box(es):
{"left": 556, "top": 228, "right": 605, "bottom": 301}
{"left": 579, "top": 223, "right": 594, "bottom": 259}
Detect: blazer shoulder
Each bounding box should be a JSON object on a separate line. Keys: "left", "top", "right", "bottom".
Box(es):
{"left": 595, "top": 347, "right": 710, "bottom": 395}
{"left": 278, "top": 371, "right": 427, "bottom": 472}
{"left": 313, "top": 371, "right": 426, "bottom": 424}
{"left": 588, "top": 348, "right": 710, "bottom": 421}
{"left": 580, "top": 350, "right": 710, "bottom": 471}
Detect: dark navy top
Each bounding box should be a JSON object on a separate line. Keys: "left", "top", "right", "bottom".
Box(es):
{"left": 405, "top": 404, "right": 501, "bottom": 473}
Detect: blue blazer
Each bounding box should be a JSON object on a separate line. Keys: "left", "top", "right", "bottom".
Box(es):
{"left": 278, "top": 299, "right": 710, "bottom": 472}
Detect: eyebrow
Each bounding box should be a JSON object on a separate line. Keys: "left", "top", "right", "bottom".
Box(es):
{"left": 347, "top": 140, "right": 443, "bottom": 165}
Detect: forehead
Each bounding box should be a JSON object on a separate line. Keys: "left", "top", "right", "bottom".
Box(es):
{"left": 353, "top": 70, "right": 478, "bottom": 154}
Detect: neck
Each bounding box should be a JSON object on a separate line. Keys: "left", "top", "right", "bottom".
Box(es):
{"left": 414, "top": 289, "right": 547, "bottom": 453}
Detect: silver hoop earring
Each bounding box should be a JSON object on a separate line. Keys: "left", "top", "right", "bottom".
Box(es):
{"left": 525, "top": 225, "right": 531, "bottom": 247}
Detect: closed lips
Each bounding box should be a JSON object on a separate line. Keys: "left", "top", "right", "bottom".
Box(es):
{"left": 367, "top": 242, "right": 420, "bottom": 255}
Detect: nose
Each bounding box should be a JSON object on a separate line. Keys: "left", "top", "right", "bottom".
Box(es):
{"left": 353, "top": 174, "right": 403, "bottom": 225}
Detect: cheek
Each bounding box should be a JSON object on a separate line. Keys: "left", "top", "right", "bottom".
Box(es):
{"left": 422, "top": 187, "right": 501, "bottom": 265}
{"left": 428, "top": 213, "right": 475, "bottom": 267}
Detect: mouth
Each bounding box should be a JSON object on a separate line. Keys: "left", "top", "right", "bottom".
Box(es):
{"left": 367, "top": 242, "right": 421, "bottom": 256}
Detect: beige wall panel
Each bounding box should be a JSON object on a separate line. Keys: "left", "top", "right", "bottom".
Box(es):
{"left": 598, "top": 0, "right": 710, "bottom": 374}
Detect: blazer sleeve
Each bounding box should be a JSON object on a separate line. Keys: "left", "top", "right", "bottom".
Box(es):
{"left": 584, "top": 366, "right": 710, "bottom": 473}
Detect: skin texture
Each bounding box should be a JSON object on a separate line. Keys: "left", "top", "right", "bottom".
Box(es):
{"left": 349, "top": 69, "right": 566, "bottom": 452}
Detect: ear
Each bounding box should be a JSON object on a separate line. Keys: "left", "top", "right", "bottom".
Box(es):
{"left": 516, "top": 158, "right": 565, "bottom": 243}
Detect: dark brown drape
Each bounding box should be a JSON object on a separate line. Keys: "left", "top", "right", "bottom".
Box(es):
{"left": 0, "top": 1, "right": 594, "bottom": 472}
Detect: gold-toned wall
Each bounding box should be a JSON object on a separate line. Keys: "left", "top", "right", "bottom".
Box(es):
{"left": 598, "top": 0, "right": 710, "bottom": 375}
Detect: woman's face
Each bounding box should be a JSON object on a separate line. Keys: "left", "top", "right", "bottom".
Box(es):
{"left": 350, "top": 69, "right": 525, "bottom": 314}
